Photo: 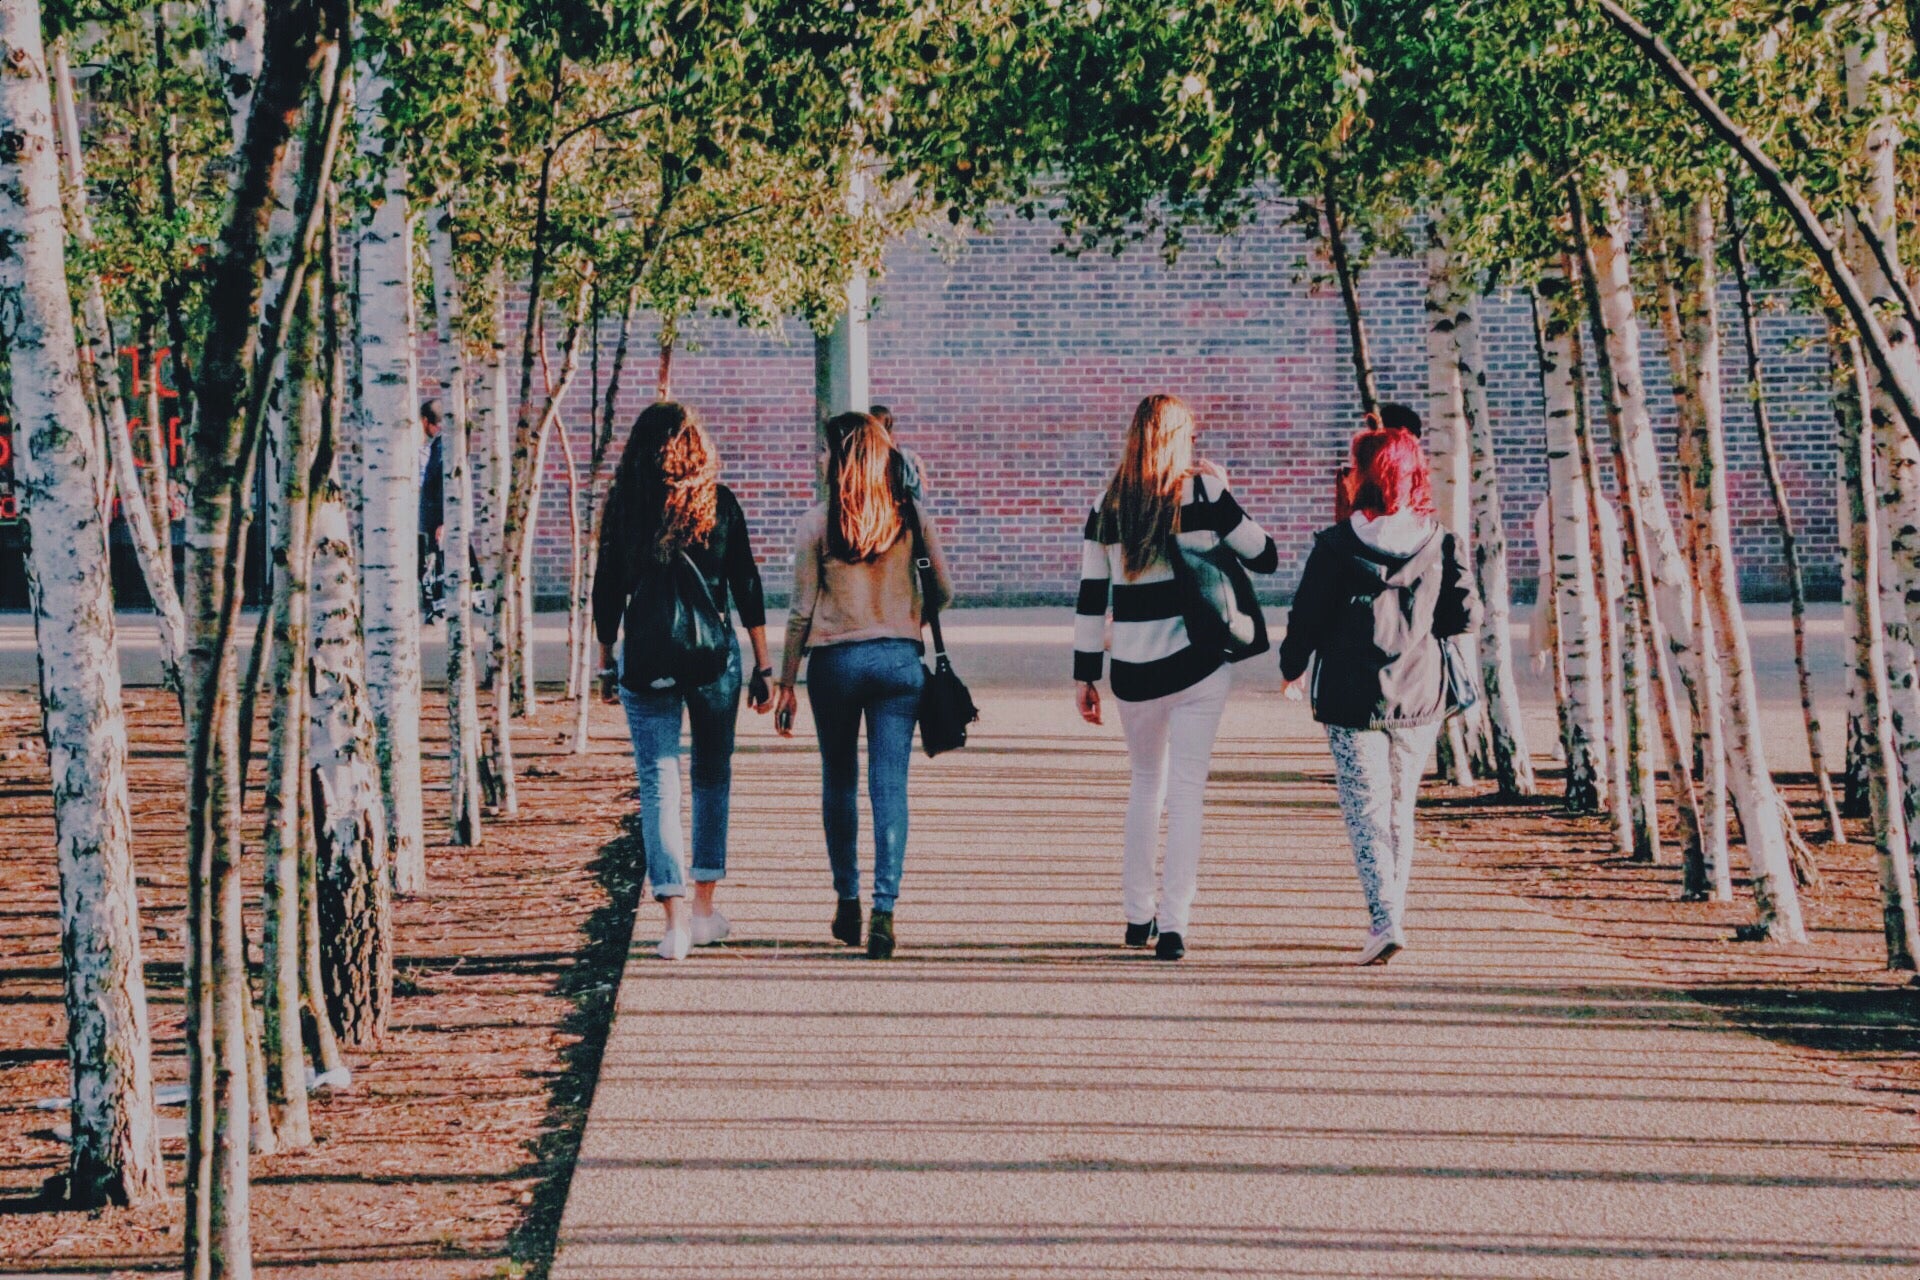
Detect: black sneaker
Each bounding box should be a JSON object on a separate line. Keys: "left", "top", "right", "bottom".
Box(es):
{"left": 1155, "top": 931, "right": 1185, "bottom": 961}
{"left": 1124, "top": 920, "right": 1159, "bottom": 948}
{"left": 832, "top": 898, "right": 862, "bottom": 947}
{"left": 866, "top": 910, "right": 895, "bottom": 959}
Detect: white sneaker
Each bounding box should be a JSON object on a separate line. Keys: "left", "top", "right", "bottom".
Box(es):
{"left": 656, "top": 926, "right": 692, "bottom": 961}
{"left": 1356, "top": 928, "right": 1402, "bottom": 966}
{"left": 690, "top": 910, "right": 731, "bottom": 946}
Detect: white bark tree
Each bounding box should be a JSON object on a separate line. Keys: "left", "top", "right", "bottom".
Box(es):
{"left": 48, "top": 44, "right": 188, "bottom": 701}
{"left": 1423, "top": 224, "right": 1479, "bottom": 787}
{"left": 352, "top": 47, "right": 425, "bottom": 894}
{"left": 1670, "top": 191, "right": 1809, "bottom": 940}
{"left": 428, "top": 211, "right": 484, "bottom": 843}
{"left": 0, "top": 4, "right": 163, "bottom": 1207}
{"left": 1537, "top": 268, "right": 1608, "bottom": 814}
{"left": 308, "top": 491, "right": 394, "bottom": 1044}
{"left": 1587, "top": 181, "right": 1803, "bottom": 937}
{"left": 1455, "top": 257, "right": 1536, "bottom": 799}
{"left": 1834, "top": 325, "right": 1920, "bottom": 969}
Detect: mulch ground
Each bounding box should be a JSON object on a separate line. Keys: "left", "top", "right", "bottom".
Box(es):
{"left": 0, "top": 685, "right": 644, "bottom": 1279}
{"left": 1423, "top": 768, "right": 1920, "bottom": 1120}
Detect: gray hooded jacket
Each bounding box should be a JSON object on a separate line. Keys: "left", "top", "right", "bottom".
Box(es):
{"left": 1277, "top": 520, "right": 1481, "bottom": 730}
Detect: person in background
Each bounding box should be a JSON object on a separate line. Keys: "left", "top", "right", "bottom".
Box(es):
{"left": 418, "top": 399, "right": 446, "bottom": 621}
{"left": 1074, "top": 394, "right": 1278, "bottom": 962}
{"left": 868, "top": 403, "right": 925, "bottom": 501}
{"left": 1280, "top": 427, "right": 1481, "bottom": 966}
{"left": 773, "top": 412, "right": 952, "bottom": 960}
{"left": 1334, "top": 401, "right": 1423, "bottom": 522}
{"left": 595, "top": 402, "right": 774, "bottom": 961}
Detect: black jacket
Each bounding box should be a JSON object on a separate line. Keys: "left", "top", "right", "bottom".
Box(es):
{"left": 592, "top": 483, "right": 767, "bottom": 653}
{"left": 1277, "top": 520, "right": 1481, "bottom": 730}
{"left": 419, "top": 434, "right": 444, "bottom": 543}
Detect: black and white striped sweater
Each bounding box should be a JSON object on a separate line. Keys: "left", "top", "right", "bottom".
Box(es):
{"left": 1074, "top": 474, "right": 1278, "bottom": 702}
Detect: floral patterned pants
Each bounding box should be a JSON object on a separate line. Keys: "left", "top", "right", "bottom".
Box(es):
{"left": 1326, "top": 722, "right": 1443, "bottom": 935}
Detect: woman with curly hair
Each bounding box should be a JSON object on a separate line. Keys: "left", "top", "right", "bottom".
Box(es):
{"left": 594, "top": 402, "right": 772, "bottom": 960}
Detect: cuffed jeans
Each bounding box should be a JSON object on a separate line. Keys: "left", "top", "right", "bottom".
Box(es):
{"left": 618, "top": 641, "right": 742, "bottom": 899}
{"left": 806, "top": 638, "right": 925, "bottom": 913}
{"left": 1117, "top": 664, "right": 1232, "bottom": 936}
{"left": 1327, "top": 721, "right": 1442, "bottom": 934}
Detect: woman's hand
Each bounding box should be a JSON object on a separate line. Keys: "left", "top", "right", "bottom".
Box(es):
{"left": 772, "top": 683, "right": 799, "bottom": 737}
{"left": 597, "top": 644, "right": 620, "bottom": 705}
{"left": 1076, "top": 681, "right": 1103, "bottom": 726}
{"left": 1280, "top": 675, "right": 1305, "bottom": 703}
{"left": 748, "top": 667, "right": 773, "bottom": 713}
{"left": 1190, "top": 458, "right": 1229, "bottom": 488}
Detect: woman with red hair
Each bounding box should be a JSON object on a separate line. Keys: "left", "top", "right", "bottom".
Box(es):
{"left": 1278, "top": 427, "right": 1479, "bottom": 965}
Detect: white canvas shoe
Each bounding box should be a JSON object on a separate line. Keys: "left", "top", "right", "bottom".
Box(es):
{"left": 690, "top": 910, "right": 731, "bottom": 946}
{"left": 1356, "top": 928, "right": 1402, "bottom": 966}
{"left": 657, "top": 926, "right": 692, "bottom": 961}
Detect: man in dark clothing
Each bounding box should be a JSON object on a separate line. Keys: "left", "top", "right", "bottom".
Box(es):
{"left": 419, "top": 400, "right": 445, "bottom": 620}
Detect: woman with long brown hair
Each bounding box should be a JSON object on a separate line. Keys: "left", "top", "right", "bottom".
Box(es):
{"left": 1074, "top": 394, "right": 1277, "bottom": 960}
{"left": 773, "top": 411, "right": 952, "bottom": 959}
{"left": 594, "top": 402, "right": 772, "bottom": 961}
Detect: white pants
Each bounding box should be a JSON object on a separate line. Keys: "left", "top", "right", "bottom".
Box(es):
{"left": 1117, "top": 665, "right": 1232, "bottom": 935}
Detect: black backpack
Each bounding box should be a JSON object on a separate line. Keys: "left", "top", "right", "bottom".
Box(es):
{"left": 620, "top": 549, "right": 731, "bottom": 692}
{"left": 1165, "top": 486, "right": 1269, "bottom": 663}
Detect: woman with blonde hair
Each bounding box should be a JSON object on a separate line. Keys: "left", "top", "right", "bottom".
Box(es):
{"left": 1074, "top": 394, "right": 1277, "bottom": 960}
{"left": 595, "top": 402, "right": 772, "bottom": 961}
{"left": 775, "top": 412, "right": 953, "bottom": 959}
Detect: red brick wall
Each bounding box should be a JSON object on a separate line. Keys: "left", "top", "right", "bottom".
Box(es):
{"left": 503, "top": 214, "right": 1837, "bottom": 606}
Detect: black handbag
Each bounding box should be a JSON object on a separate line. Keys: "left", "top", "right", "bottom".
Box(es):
{"left": 1165, "top": 486, "right": 1269, "bottom": 663}
{"left": 620, "top": 549, "right": 731, "bottom": 693}
{"left": 902, "top": 502, "right": 978, "bottom": 756}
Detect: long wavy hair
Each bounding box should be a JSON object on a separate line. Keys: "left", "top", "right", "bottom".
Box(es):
{"left": 1099, "top": 394, "right": 1196, "bottom": 576}
{"left": 603, "top": 401, "right": 720, "bottom": 566}
{"left": 823, "top": 411, "right": 906, "bottom": 562}
{"left": 1349, "top": 426, "right": 1434, "bottom": 519}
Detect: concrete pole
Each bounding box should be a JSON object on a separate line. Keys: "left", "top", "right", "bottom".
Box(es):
{"left": 814, "top": 169, "right": 869, "bottom": 436}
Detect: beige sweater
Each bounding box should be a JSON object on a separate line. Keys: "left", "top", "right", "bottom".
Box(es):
{"left": 781, "top": 503, "right": 954, "bottom": 684}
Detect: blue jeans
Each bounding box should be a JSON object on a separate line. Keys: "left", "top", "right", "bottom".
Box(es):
{"left": 618, "top": 642, "right": 742, "bottom": 899}
{"left": 806, "top": 639, "right": 925, "bottom": 912}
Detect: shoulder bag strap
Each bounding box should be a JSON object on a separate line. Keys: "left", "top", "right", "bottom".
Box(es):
{"left": 900, "top": 499, "right": 948, "bottom": 660}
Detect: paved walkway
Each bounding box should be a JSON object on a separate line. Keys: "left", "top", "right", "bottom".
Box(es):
{"left": 552, "top": 625, "right": 1920, "bottom": 1280}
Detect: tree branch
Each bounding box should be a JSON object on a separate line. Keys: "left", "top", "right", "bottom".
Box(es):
{"left": 1591, "top": 0, "right": 1920, "bottom": 445}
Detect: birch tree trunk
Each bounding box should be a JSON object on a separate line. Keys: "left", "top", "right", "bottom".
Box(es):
{"left": 1670, "top": 192, "right": 1809, "bottom": 940}
{"left": 352, "top": 53, "right": 425, "bottom": 894}
{"left": 573, "top": 289, "right": 637, "bottom": 753}
{"left": 1536, "top": 269, "right": 1608, "bottom": 813}
{"left": 1729, "top": 198, "right": 1843, "bottom": 842}
{"left": 1325, "top": 177, "right": 1378, "bottom": 417}
{"left": 0, "top": 8, "right": 164, "bottom": 1206}
{"left": 308, "top": 493, "right": 393, "bottom": 1045}
{"left": 260, "top": 270, "right": 320, "bottom": 1150}
{"left": 1579, "top": 185, "right": 1725, "bottom": 904}
{"left": 475, "top": 267, "right": 516, "bottom": 811}
{"left": 1456, "top": 271, "right": 1536, "bottom": 798}
{"left": 428, "top": 212, "right": 484, "bottom": 845}
{"left": 178, "top": 4, "right": 332, "bottom": 1272}
{"left": 1423, "top": 225, "right": 1478, "bottom": 786}
{"left": 50, "top": 42, "right": 189, "bottom": 701}
{"left": 1571, "top": 324, "right": 1637, "bottom": 862}
{"left": 1834, "top": 324, "right": 1920, "bottom": 968}
{"left": 1844, "top": 22, "right": 1920, "bottom": 901}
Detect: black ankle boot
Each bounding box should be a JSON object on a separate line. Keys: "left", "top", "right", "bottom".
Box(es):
{"left": 866, "top": 910, "right": 895, "bottom": 959}
{"left": 832, "top": 898, "right": 862, "bottom": 947}
{"left": 1155, "top": 931, "right": 1185, "bottom": 961}
{"left": 1124, "top": 920, "right": 1159, "bottom": 948}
